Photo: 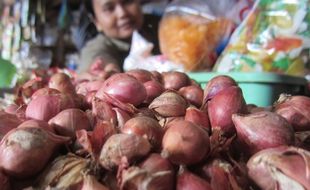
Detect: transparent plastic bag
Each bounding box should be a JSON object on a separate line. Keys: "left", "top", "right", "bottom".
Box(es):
{"left": 158, "top": 0, "right": 237, "bottom": 71}
{"left": 123, "top": 31, "right": 184, "bottom": 72}
{"left": 214, "top": 0, "right": 310, "bottom": 76}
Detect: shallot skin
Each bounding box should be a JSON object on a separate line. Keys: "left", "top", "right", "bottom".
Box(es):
{"left": 48, "top": 108, "right": 91, "bottom": 139}
{"left": 232, "top": 111, "right": 295, "bottom": 155}
{"left": 96, "top": 73, "right": 147, "bottom": 106}
{"left": 274, "top": 95, "right": 310, "bottom": 131}
{"left": 208, "top": 86, "right": 247, "bottom": 135}
{"left": 0, "top": 127, "right": 69, "bottom": 178}
{"left": 0, "top": 111, "right": 22, "bottom": 140}
{"left": 149, "top": 91, "right": 189, "bottom": 117}
{"left": 247, "top": 146, "right": 310, "bottom": 190}
{"left": 26, "top": 94, "right": 76, "bottom": 122}
{"left": 177, "top": 170, "right": 212, "bottom": 190}
{"left": 162, "top": 71, "right": 190, "bottom": 90}
{"left": 202, "top": 75, "right": 237, "bottom": 105}
{"left": 121, "top": 116, "right": 164, "bottom": 149}
{"left": 161, "top": 120, "right": 210, "bottom": 165}
{"left": 99, "top": 133, "right": 151, "bottom": 170}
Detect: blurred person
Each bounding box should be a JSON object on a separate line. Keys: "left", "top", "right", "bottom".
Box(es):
{"left": 78, "top": 0, "right": 160, "bottom": 73}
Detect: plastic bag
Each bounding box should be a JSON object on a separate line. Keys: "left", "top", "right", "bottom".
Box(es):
{"left": 123, "top": 31, "right": 184, "bottom": 72}
{"left": 158, "top": 0, "right": 236, "bottom": 71}
{"left": 214, "top": 0, "right": 310, "bottom": 76}
{"left": 206, "top": 0, "right": 254, "bottom": 25}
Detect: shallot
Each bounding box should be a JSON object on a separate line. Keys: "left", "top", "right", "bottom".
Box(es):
{"left": 177, "top": 169, "right": 212, "bottom": 190}
{"left": 48, "top": 108, "right": 91, "bottom": 139}
{"left": 162, "top": 71, "right": 190, "bottom": 90}
{"left": 96, "top": 73, "right": 147, "bottom": 106}
{"left": 0, "top": 127, "right": 70, "bottom": 178}
{"left": 149, "top": 90, "right": 188, "bottom": 117}
{"left": 232, "top": 111, "right": 295, "bottom": 155}
{"left": 26, "top": 94, "right": 76, "bottom": 122}
{"left": 35, "top": 153, "right": 89, "bottom": 189}
{"left": 203, "top": 75, "right": 237, "bottom": 104}
{"left": 121, "top": 116, "right": 164, "bottom": 149}
{"left": 208, "top": 86, "right": 247, "bottom": 135}
{"left": 162, "top": 120, "right": 210, "bottom": 165}
{"left": 179, "top": 85, "right": 203, "bottom": 108}
{"left": 49, "top": 73, "right": 76, "bottom": 94}
{"left": 99, "top": 133, "right": 151, "bottom": 170}
{"left": 0, "top": 111, "right": 22, "bottom": 140}
{"left": 247, "top": 146, "right": 310, "bottom": 190}
{"left": 126, "top": 69, "right": 153, "bottom": 83}
{"left": 143, "top": 80, "right": 165, "bottom": 104}
{"left": 274, "top": 94, "right": 310, "bottom": 131}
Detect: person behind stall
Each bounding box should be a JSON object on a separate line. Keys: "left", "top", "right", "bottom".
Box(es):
{"left": 78, "top": 0, "right": 160, "bottom": 73}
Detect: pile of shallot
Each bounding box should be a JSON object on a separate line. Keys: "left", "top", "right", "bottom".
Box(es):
{"left": 0, "top": 67, "right": 309, "bottom": 190}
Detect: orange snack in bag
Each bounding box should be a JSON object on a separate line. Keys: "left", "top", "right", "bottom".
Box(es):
{"left": 159, "top": 13, "right": 232, "bottom": 71}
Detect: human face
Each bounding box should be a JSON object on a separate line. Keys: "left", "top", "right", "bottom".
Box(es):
{"left": 92, "top": 0, "right": 143, "bottom": 40}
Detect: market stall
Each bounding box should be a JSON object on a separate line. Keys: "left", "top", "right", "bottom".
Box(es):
{"left": 0, "top": 0, "right": 310, "bottom": 189}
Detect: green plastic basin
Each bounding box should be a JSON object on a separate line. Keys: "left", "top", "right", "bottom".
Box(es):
{"left": 187, "top": 72, "right": 307, "bottom": 107}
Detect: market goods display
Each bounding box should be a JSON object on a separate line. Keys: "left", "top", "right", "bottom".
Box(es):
{"left": 214, "top": 0, "right": 310, "bottom": 76}
{"left": 159, "top": 1, "right": 233, "bottom": 71}
{"left": 0, "top": 68, "right": 310, "bottom": 190}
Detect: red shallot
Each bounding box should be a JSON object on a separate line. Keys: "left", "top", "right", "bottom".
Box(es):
{"left": 99, "top": 133, "right": 151, "bottom": 170}
{"left": 208, "top": 86, "right": 247, "bottom": 135}
{"left": 0, "top": 127, "right": 70, "bottom": 178}
{"left": 202, "top": 75, "right": 237, "bottom": 104}
{"left": 48, "top": 108, "right": 91, "bottom": 139}
{"left": 177, "top": 168, "right": 212, "bottom": 190}
{"left": 149, "top": 90, "right": 188, "bottom": 117}
{"left": 179, "top": 85, "right": 203, "bottom": 108}
{"left": 96, "top": 73, "right": 147, "bottom": 106}
{"left": 18, "top": 119, "right": 55, "bottom": 133}
{"left": 26, "top": 94, "right": 76, "bottom": 122}
{"left": 247, "top": 146, "right": 310, "bottom": 190}
{"left": 161, "top": 120, "right": 210, "bottom": 165}
{"left": 121, "top": 116, "right": 164, "bottom": 149}
{"left": 0, "top": 111, "right": 22, "bottom": 140}
{"left": 143, "top": 80, "right": 165, "bottom": 104}
{"left": 274, "top": 94, "right": 310, "bottom": 131}
{"left": 232, "top": 111, "right": 295, "bottom": 155}
{"left": 49, "top": 73, "right": 76, "bottom": 94}
{"left": 162, "top": 71, "right": 190, "bottom": 90}
{"left": 126, "top": 69, "right": 153, "bottom": 83}
{"left": 184, "top": 107, "right": 210, "bottom": 133}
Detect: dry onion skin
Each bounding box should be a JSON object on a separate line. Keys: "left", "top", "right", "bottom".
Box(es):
{"left": 274, "top": 94, "right": 310, "bottom": 131}
{"left": 149, "top": 90, "right": 189, "bottom": 117}
{"left": 121, "top": 116, "right": 164, "bottom": 150}
{"left": 99, "top": 133, "right": 151, "bottom": 170}
{"left": 247, "top": 146, "right": 310, "bottom": 190}
{"left": 0, "top": 127, "right": 70, "bottom": 178}
{"left": 161, "top": 120, "right": 210, "bottom": 165}
{"left": 35, "top": 153, "right": 89, "bottom": 189}
{"left": 48, "top": 108, "right": 91, "bottom": 139}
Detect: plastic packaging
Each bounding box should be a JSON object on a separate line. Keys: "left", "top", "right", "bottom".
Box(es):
{"left": 123, "top": 31, "right": 184, "bottom": 72}
{"left": 214, "top": 0, "right": 310, "bottom": 76}
{"left": 158, "top": 0, "right": 236, "bottom": 71}
{"left": 159, "top": 0, "right": 247, "bottom": 71}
